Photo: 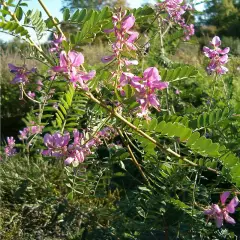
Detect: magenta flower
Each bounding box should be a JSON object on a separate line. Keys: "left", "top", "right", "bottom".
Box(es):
{"left": 175, "top": 89, "right": 180, "bottom": 94}
{"left": 121, "top": 14, "right": 135, "bottom": 32}
{"left": 204, "top": 192, "right": 239, "bottom": 228}
{"left": 27, "top": 91, "right": 35, "bottom": 99}
{"left": 18, "top": 122, "right": 43, "bottom": 140}
{"left": 36, "top": 80, "right": 43, "bottom": 91}
{"left": 203, "top": 36, "right": 230, "bottom": 75}
{"left": 52, "top": 50, "right": 84, "bottom": 73}
{"left": 4, "top": 137, "right": 17, "bottom": 156}
{"left": 52, "top": 51, "right": 95, "bottom": 89}
{"left": 50, "top": 33, "right": 66, "bottom": 52}
{"left": 42, "top": 128, "right": 116, "bottom": 166}
{"left": 65, "top": 149, "right": 85, "bottom": 165}
{"left": 8, "top": 64, "right": 36, "bottom": 84}
{"left": 19, "top": 128, "right": 29, "bottom": 140}
{"left": 158, "top": 0, "right": 194, "bottom": 41}
{"left": 102, "top": 11, "right": 138, "bottom": 66}
{"left": 70, "top": 68, "right": 96, "bottom": 90}
{"left": 42, "top": 132, "right": 70, "bottom": 157}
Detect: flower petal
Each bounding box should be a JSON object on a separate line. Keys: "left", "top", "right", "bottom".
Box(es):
{"left": 215, "top": 215, "right": 224, "bottom": 228}
{"left": 226, "top": 196, "right": 239, "bottom": 213}
{"left": 68, "top": 51, "right": 84, "bottom": 67}
{"left": 224, "top": 213, "right": 236, "bottom": 224}
{"left": 211, "top": 36, "right": 221, "bottom": 47}
{"left": 220, "top": 191, "right": 230, "bottom": 205}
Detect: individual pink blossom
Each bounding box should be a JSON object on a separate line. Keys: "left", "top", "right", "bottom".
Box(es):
{"left": 204, "top": 192, "right": 239, "bottom": 228}
{"left": 4, "top": 137, "right": 17, "bottom": 156}
{"left": 27, "top": 91, "right": 35, "bottom": 99}
{"left": 19, "top": 127, "right": 29, "bottom": 140}
{"left": 52, "top": 51, "right": 84, "bottom": 73}
{"left": 8, "top": 64, "right": 36, "bottom": 84}
{"left": 175, "top": 89, "right": 180, "bottom": 94}
{"left": 42, "top": 132, "right": 70, "bottom": 157}
{"left": 36, "top": 80, "right": 43, "bottom": 91}
{"left": 52, "top": 51, "right": 95, "bottom": 89}
{"left": 50, "top": 33, "right": 66, "bottom": 52}
{"left": 203, "top": 36, "right": 230, "bottom": 75}
{"left": 121, "top": 14, "right": 135, "bottom": 31}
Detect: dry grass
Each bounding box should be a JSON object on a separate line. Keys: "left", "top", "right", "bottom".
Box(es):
{"left": 81, "top": 41, "right": 110, "bottom": 66}
{"left": 169, "top": 42, "right": 203, "bottom": 67}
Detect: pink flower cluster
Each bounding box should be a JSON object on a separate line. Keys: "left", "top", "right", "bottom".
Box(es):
{"left": 19, "top": 122, "right": 44, "bottom": 140}
{"left": 203, "top": 36, "right": 230, "bottom": 75}
{"left": 204, "top": 191, "right": 239, "bottom": 228}
{"left": 101, "top": 11, "right": 138, "bottom": 66}
{"left": 119, "top": 67, "right": 169, "bottom": 117}
{"left": 8, "top": 64, "right": 36, "bottom": 84}
{"left": 42, "top": 127, "right": 116, "bottom": 166}
{"left": 52, "top": 50, "right": 96, "bottom": 89}
{"left": 4, "top": 137, "right": 17, "bottom": 156}
{"left": 50, "top": 33, "right": 66, "bottom": 52}
{"left": 158, "top": 0, "right": 194, "bottom": 41}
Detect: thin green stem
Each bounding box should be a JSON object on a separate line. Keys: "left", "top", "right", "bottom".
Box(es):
{"left": 117, "top": 128, "right": 149, "bottom": 184}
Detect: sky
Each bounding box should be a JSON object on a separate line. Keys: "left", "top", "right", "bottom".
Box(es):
{"left": 0, "top": 0, "right": 204, "bottom": 42}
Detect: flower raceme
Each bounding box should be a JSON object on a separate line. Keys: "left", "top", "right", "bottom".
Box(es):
{"left": 203, "top": 36, "right": 230, "bottom": 75}
{"left": 119, "top": 67, "right": 169, "bottom": 117}
{"left": 101, "top": 11, "right": 138, "bottom": 66}
{"left": 19, "top": 122, "right": 44, "bottom": 141}
{"left": 4, "top": 137, "right": 17, "bottom": 156}
{"left": 157, "top": 0, "right": 194, "bottom": 41}
{"left": 204, "top": 191, "right": 239, "bottom": 228}
{"left": 42, "top": 128, "right": 117, "bottom": 166}
{"left": 52, "top": 50, "right": 96, "bottom": 89}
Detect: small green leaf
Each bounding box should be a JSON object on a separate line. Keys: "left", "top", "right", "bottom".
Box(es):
{"left": 63, "top": 8, "right": 70, "bottom": 21}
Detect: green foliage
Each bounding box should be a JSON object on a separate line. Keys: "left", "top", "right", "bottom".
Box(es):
{"left": 203, "top": 0, "right": 240, "bottom": 37}
{"left": 62, "top": 7, "right": 112, "bottom": 46}
{"left": 160, "top": 65, "right": 199, "bottom": 82}
{"left": 1, "top": 2, "right": 240, "bottom": 239}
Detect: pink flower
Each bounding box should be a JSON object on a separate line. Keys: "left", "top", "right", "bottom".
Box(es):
{"left": 42, "top": 132, "right": 70, "bottom": 157}
{"left": 4, "top": 137, "right": 17, "bottom": 156}
{"left": 121, "top": 14, "right": 135, "bottom": 31}
{"left": 70, "top": 69, "right": 96, "bottom": 90}
{"left": 101, "top": 55, "right": 115, "bottom": 63}
{"left": 52, "top": 51, "right": 95, "bottom": 89}
{"left": 157, "top": 0, "right": 194, "bottom": 41}
{"left": 52, "top": 51, "right": 84, "bottom": 73}
{"left": 50, "top": 33, "right": 66, "bottom": 52}
{"left": 65, "top": 150, "right": 85, "bottom": 165}
{"left": 8, "top": 64, "right": 36, "bottom": 84}
{"left": 143, "top": 67, "right": 169, "bottom": 90}
{"left": 130, "top": 67, "right": 169, "bottom": 118}
{"left": 36, "top": 80, "right": 43, "bottom": 91}
{"left": 19, "top": 128, "right": 29, "bottom": 140}
{"left": 203, "top": 36, "right": 230, "bottom": 75}
{"left": 204, "top": 192, "right": 239, "bottom": 228}
{"left": 18, "top": 122, "right": 43, "bottom": 140}
{"left": 27, "top": 91, "right": 35, "bottom": 99}
{"left": 101, "top": 11, "right": 138, "bottom": 66}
